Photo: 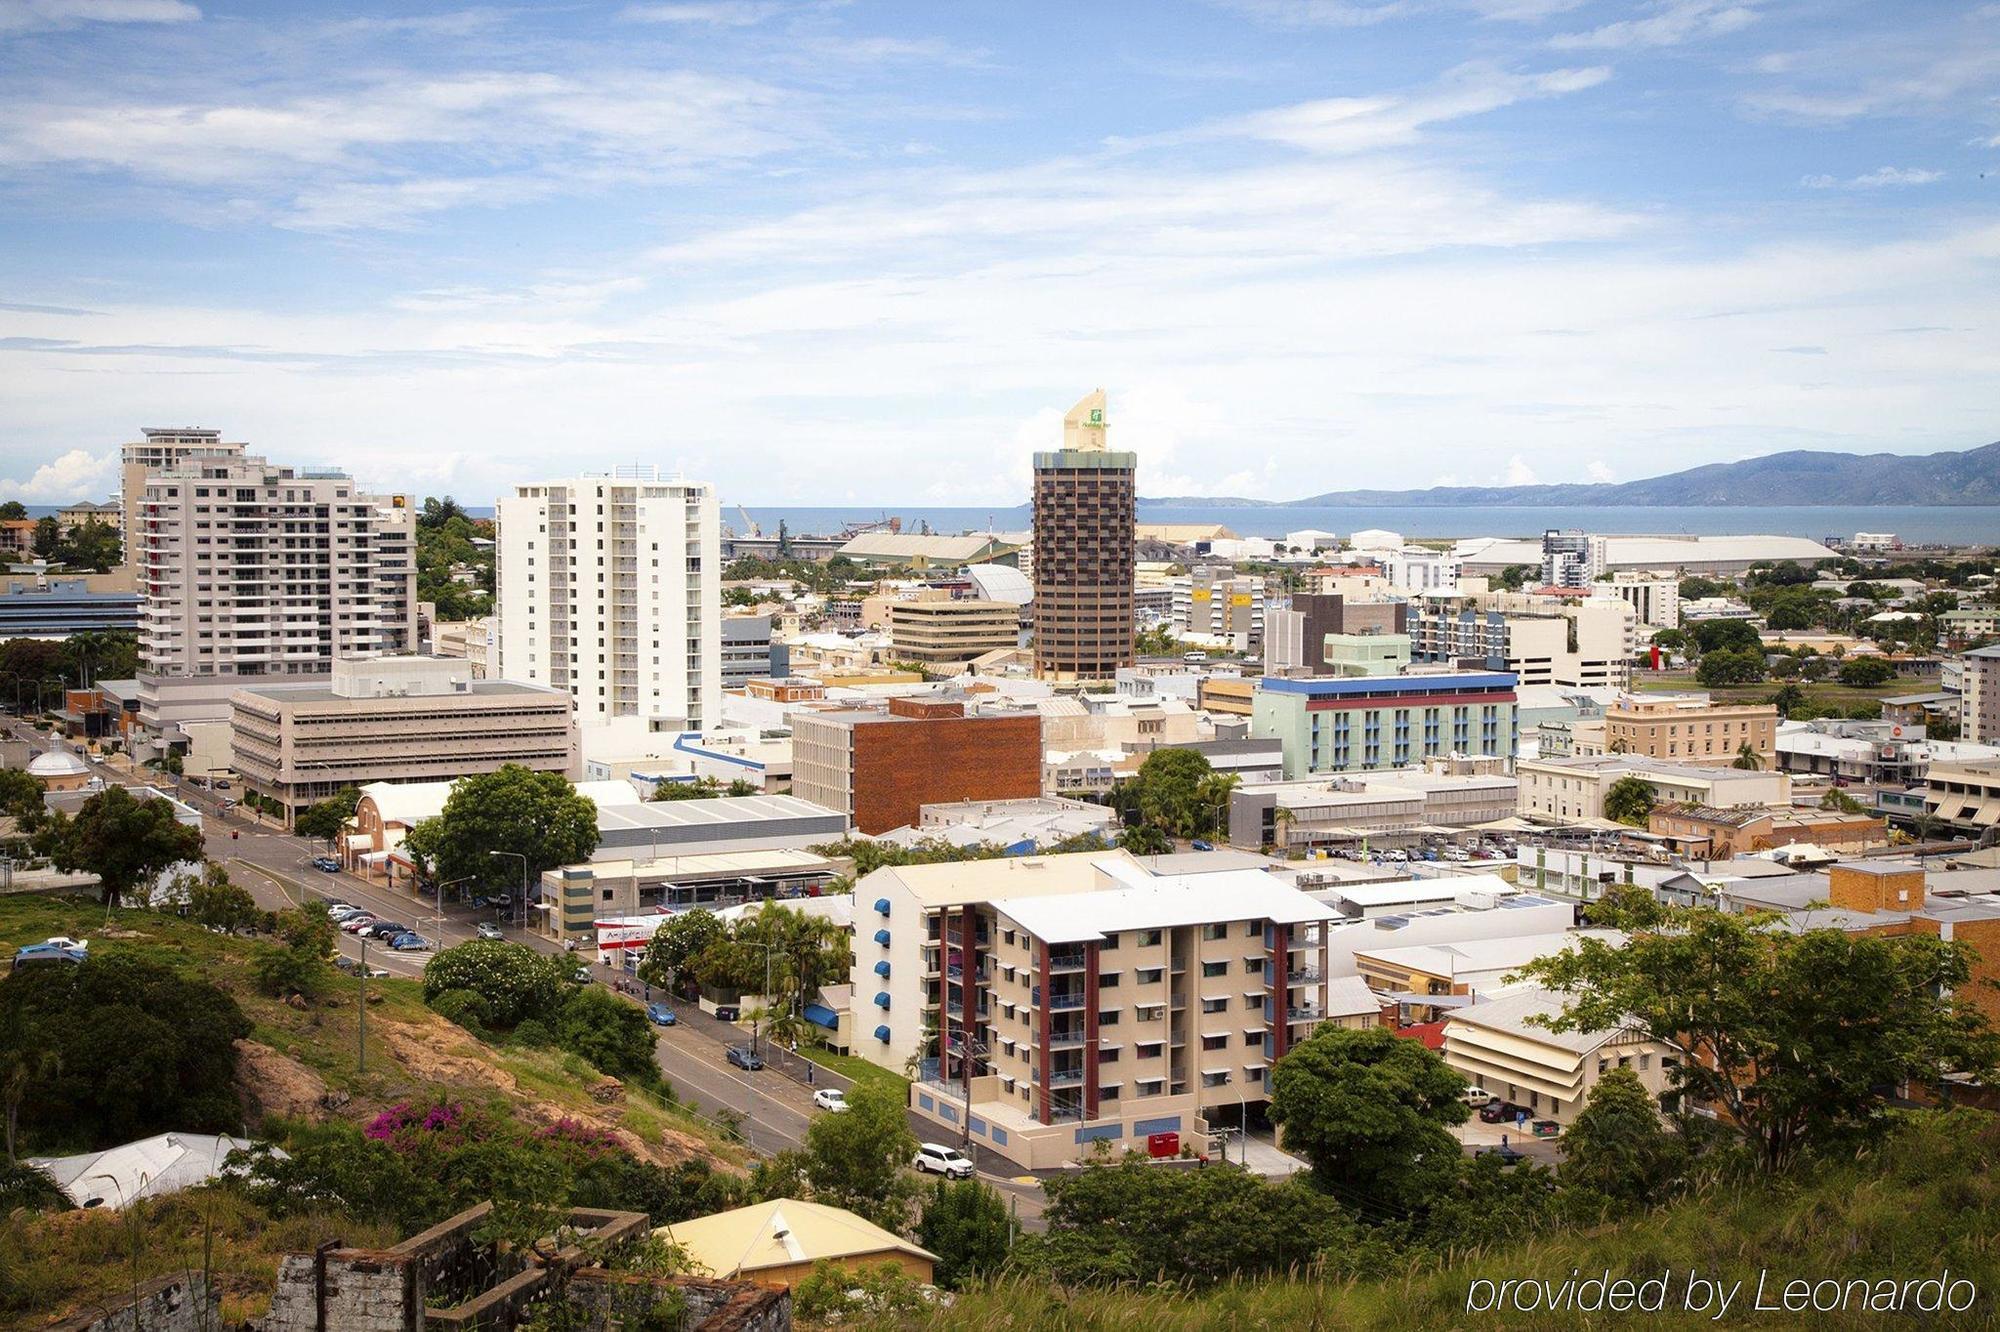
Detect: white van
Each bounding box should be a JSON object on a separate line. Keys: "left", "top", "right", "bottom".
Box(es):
{"left": 1182, "top": 650, "right": 1209, "bottom": 664}
{"left": 1460, "top": 1086, "right": 1494, "bottom": 1108}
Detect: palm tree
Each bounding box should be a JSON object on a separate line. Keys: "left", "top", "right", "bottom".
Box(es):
{"left": 1731, "top": 742, "right": 1764, "bottom": 771}
{"left": 1271, "top": 805, "right": 1298, "bottom": 852}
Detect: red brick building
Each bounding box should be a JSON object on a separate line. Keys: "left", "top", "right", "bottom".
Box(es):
{"left": 790, "top": 696, "right": 1042, "bottom": 834}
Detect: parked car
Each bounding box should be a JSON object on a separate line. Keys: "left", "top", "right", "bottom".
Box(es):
{"left": 726, "top": 1044, "right": 764, "bottom": 1071}
{"left": 325, "top": 903, "right": 362, "bottom": 920}
{"left": 1191, "top": 839, "right": 1214, "bottom": 851}
{"left": 1478, "top": 1100, "right": 1519, "bottom": 1124}
{"left": 388, "top": 933, "right": 431, "bottom": 951}
{"left": 339, "top": 915, "right": 378, "bottom": 933}
{"left": 476, "top": 922, "right": 504, "bottom": 941}
{"left": 359, "top": 921, "right": 409, "bottom": 940}
{"left": 1477, "top": 1142, "right": 1526, "bottom": 1166}
{"left": 572, "top": 965, "right": 592, "bottom": 983}
{"left": 812, "top": 1088, "right": 848, "bottom": 1112}
{"left": 311, "top": 856, "right": 342, "bottom": 873}
{"left": 1384, "top": 849, "right": 1408, "bottom": 863}
{"left": 1459, "top": 1085, "right": 1494, "bottom": 1108}
{"left": 645, "top": 1003, "right": 678, "bottom": 1026}
{"left": 913, "top": 1143, "right": 974, "bottom": 1179}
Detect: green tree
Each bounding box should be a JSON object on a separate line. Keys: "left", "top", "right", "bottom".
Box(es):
{"left": 1695, "top": 647, "right": 1766, "bottom": 687}
{"left": 33, "top": 784, "right": 204, "bottom": 908}
{"left": 1690, "top": 618, "right": 1761, "bottom": 655}
{"left": 295, "top": 787, "right": 361, "bottom": 841}
{"left": 636, "top": 909, "right": 726, "bottom": 990}
{"left": 1837, "top": 656, "right": 1895, "bottom": 688}
{"left": 803, "top": 1078, "right": 919, "bottom": 1230}
{"left": 915, "top": 1177, "right": 1016, "bottom": 1289}
{"left": 1269, "top": 1025, "right": 1469, "bottom": 1217}
{"left": 0, "top": 767, "right": 42, "bottom": 823}
{"left": 1122, "top": 747, "right": 1217, "bottom": 840}
{"left": 1118, "top": 824, "right": 1171, "bottom": 855}
{"left": 424, "top": 939, "right": 571, "bottom": 1028}
{"left": 54, "top": 520, "right": 120, "bottom": 572}
{"left": 1521, "top": 904, "right": 2000, "bottom": 1171}
{"left": 1769, "top": 683, "right": 1806, "bottom": 718}
{"left": 182, "top": 861, "right": 259, "bottom": 932}
{"left": 1558, "top": 1066, "right": 1685, "bottom": 1211}
{"left": 0, "top": 501, "right": 24, "bottom": 520}
{"left": 1730, "top": 741, "right": 1764, "bottom": 770}
{"left": 60, "top": 630, "right": 137, "bottom": 686}
{"left": 1014, "top": 1158, "right": 1382, "bottom": 1286}
{"left": 555, "top": 986, "right": 662, "bottom": 1088}
{"left": 400, "top": 764, "right": 598, "bottom": 895}
{"left": 1603, "top": 775, "right": 1657, "bottom": 827}
{"left": 30, "top": 516, "right": 58, "bottom": 558}
{"left": 0, "top": 955, "right": 250, "bottom": 1151}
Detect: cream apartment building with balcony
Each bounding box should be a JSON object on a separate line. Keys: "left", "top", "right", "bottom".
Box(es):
{"left": 133, "top": 455, "right": 418, "bottom": 733}
{"left": 853, "top": 850, "right": 1336, "bottom": 1169}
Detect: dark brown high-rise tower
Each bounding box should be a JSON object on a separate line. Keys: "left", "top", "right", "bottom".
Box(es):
{"left": 1032, "top": 389, "right": 1136, "bottom": 681}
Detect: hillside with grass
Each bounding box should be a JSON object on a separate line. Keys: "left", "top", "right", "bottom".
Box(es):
{"left": 912, "top": 1107, "right": 2000, "bottom": 1330}
{"left": 0, "top": 895, "right": 744, "bottom": 1324}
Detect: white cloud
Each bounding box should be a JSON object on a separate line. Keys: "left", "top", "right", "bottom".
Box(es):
{"left": 0, "top": 0, "right": 197, "bottom": 34}
{"left": 1502, "top": 455, "right": 1539, "bottom": 485}
{"left": 0, "top": 448, "right": 116, "bottom": 502}
{"left": 1585, "top": 459, "right": 1615, "bottom": 481}
{"left": 1552, "top": 0, "right": 1758, "bottom": 51}
{"left": 1801, "top": 166, "right": 1943, "bottom": 189}
{"left": 619, "top": 2, "right": 782, "bottom": 24}
{"left": 1212, "top": 0, "right": 1413, "bottom": 29}
{"left": 1139, "top": 61, "right": 1611, "bottom": 155}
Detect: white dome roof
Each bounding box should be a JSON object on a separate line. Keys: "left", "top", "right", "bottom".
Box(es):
{"left": 28, "top": 750, "right": 88, "bottom": 778}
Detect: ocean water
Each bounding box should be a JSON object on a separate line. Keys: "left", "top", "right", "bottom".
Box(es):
{"left": 736, "top": 504, "right": 2000, "bottom": 546}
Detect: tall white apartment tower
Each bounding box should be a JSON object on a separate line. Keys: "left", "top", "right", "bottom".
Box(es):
{"left": 134, "top": 454, "right": 418, "bottom": 732}
{"left": 121, "top": 428, "right": 248, "bottom": 567}
{"left": 495, "top": 469, "right": 721, "bottom": 749}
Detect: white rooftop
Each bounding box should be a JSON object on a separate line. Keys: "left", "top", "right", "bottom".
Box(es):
{"left": 1353, "top": 929, "right": 1624, "bottom": 982}
{"left": 990, "top": 864, "right": 1336, "bottom": 944}
{"left": 30, "top": 1133, "right": 276, "bottom": 1209}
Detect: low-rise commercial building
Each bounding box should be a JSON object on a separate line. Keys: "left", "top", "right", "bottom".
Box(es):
{"left": 0, "top": 577, "right": 141, "bottom": 639}
{"left": 887, "top": 597, "right": 1020, "bottom": 669}
{"left": 1596, "top": 692, "right": 1777, "bottom": 767}
{"left": 1647, "top": 803, "right": 1887, "bottom": 857}
{"left": 1516, "top": 755, "right": 1791, "bottom": 822}
{"left": 1408, "top": 587, "right": 1635, "bottom": 690}
{"left": 791, "top": 695, "right": 1041, "bottom": 834}
{"left": 1252, "top": 671, "right": 1518, "bottom": 780}
{"left": 1353, "top": 929, "right": 1623, "bottom": 1021}
{"left": 230, "top": 655, "right": 579, "bottom": 823}
{"left": 1442, "top": 988, "right": 1673, "bottom": 1125}
{"left": 1228, "top": 766, "right": 1517, "bottom": 850}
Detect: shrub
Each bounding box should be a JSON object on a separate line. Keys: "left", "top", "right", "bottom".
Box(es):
{"left": 429, "top": 987, "right": 493, "bottom": 1033}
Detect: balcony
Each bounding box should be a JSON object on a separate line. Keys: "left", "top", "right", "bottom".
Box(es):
{"left": 1032, "top": 986, "right": 1087, "bottom": 1011}
{"left": 1048, "top": 945, "right": 1088, "bottom": 972}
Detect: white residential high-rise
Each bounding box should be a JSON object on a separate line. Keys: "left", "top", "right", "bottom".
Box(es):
{"left": 495, "top": 468, "right": 721, "bottom": 750}
{"left": 133, "top": 454, "right": 418, "bottom": 736}
{"left": 121, "top": 427, "right": 247, "bottom": 566}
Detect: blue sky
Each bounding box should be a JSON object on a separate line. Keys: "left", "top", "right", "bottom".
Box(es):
{"left": 0, "top": 0, "right": 1995, "bottom": 506}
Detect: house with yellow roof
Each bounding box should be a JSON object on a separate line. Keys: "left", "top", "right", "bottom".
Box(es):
{"left": 661, "top": 1199, "right": 937, "bottom": 1287}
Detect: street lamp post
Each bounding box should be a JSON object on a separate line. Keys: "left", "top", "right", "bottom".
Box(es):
{"left": 744, "top": 940, "right": 780, "bottom": 1059}
{"left": 436, "top": 875, "right": 475, "bottom": 945}
{"left": 487, "top": 850, "right": 529, "bottom": 931}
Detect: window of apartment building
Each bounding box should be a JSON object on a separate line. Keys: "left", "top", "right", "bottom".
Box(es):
{"left": 1137, "top": 1079, "right": 1164, "bottom": 1097}
{"left": 1136, "top": 1005, "right": 1163, "bottom": 1023}
{"left": 1137, "top": 1042, "right": 1163, "bottom": 1060}
{"left": 1137, "top": 967, "right": 1163, "bottom": 984}
{"left": 1201, "top": 1034, "right": 1227, "bottom": 1051}
{"left": 1201, "top": 1071, "right": 1230, "bottom": 1088}
{"left": 1201, "top": 961, "right": 1227, "bottom": 977}
{"left": 1201, "top": 923, "right": 1227, "bottom": 942}
{"left": 1099, "top": 972, "right": 1118, "bottom": 988}
{"left": 1101, "top": 933, "right": 1118, "bottom": 950}
{"left": 1202, "top": 997, "right": 1228, "bottom": 1014}
{"left": 1002, "top": 929, "right": 1014, "bottom": 945}
{"left": 1099, "top": 1084, "right": 1120, "bottom": 1101}
{"left": 1138, "top": 929, "right": 1162, "bottom": 947}
{"left": 1099, "top": 1047, "right": 1119, "bottom": 1064}
{"left": 1099, "top": 1009, "right": 1119, "bottom": 1026}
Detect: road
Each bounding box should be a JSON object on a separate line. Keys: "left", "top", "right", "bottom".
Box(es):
{"left": 7, "top": 719, "right": 1047, "bottom": 1222}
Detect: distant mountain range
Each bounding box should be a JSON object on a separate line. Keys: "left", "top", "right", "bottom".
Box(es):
{"left": 1142, "top": 440, "right": 2000, "bottom": 508}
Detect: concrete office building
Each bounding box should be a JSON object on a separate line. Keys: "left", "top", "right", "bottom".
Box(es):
{"left": 1266, "top": 594, "right": 1406, "bottom": 677}
{"left": 230, "top": 655, "right": 579, "bottom": 822}
{"left": 1380, "top": 546, "right": 1460, "bottom": 595}
{"left": 0, "top": 578, "right": 141, "bottom": 639}
{"left": 133, "top": 455, "right": 417, "bottom": 732}
{"left": 1252, "top": 672, "right": 1519, "bottom": 780}
{"left": 120, "top": 428, "right": 247, "bottom": 568}
{"left": 1032, "top": 390, "right": 1136, "bottom": 681}
{"left": 1409, "top": 587, "right": 1636, "bottom": 689}
{"left": 792, "top": 695, "right": 1042, "bottom": 834}
{"left": 1542, "top": 530, "right": 1602, "bottom": 589}
{"left": 720, "top": 615, "right": 787, "bottom": 689}
{"left": 888, "top": 598, "right": 1020, "bottom": 669}
{"left": 1607, "top": 571, "right": 1681, "bottom": 631}
{"left": 1442, "top": 988, "right": 1673, "bottom": 1126}
{"left": 1172, "top": 567, "right": 1265, "bottom": 651}
{"left": 494, "top": 469, "right": 721, "bottom": 751}
{"left": 856, "top": 851, "right": 1336, "bottom": 1168}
